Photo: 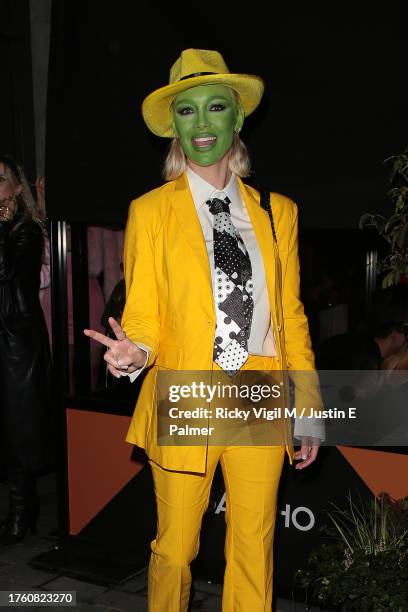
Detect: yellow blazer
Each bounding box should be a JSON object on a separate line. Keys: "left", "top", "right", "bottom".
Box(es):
{"left": 122, "top": 173, "right": 320, "bottom": 472}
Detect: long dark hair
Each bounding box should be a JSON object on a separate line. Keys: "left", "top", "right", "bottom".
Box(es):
{"left": 0, "top": 154, "right": 42, "bottom": 232}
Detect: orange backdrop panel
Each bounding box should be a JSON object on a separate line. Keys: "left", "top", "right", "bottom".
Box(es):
{"left": 66, "top": 408, "right": 142, "bottom": 535}
{"left": 338, "top": 446, "right": 408, "bottom": 499}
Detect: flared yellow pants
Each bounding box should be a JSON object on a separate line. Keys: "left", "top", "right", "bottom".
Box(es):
{"left": 147, "top": 356, "right": 285, "bottom": 612}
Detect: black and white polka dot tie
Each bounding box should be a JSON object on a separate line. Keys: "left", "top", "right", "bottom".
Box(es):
{"left": 206, "top": 195, "right": 254, "bottom": 376}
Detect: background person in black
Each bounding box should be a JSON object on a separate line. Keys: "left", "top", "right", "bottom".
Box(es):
{"left": 0, "top": 155, "right": 52, "bottom": 545}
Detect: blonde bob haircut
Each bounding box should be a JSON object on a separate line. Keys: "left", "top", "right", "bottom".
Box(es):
{"left": 163, "top": 133, "right": 252, "bottom": 181}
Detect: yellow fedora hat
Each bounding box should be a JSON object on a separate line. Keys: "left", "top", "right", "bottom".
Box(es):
{"left": 142, "top": 48, "right": 264, "bottom": 138}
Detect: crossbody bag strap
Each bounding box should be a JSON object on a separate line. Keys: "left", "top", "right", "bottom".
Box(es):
{"left": 259, "top": 189, "right": 277, "bottom": 244}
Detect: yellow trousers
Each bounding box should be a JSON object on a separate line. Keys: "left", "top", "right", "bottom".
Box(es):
{"left": 147, "top": 356, "right": 285, "bottom": 611}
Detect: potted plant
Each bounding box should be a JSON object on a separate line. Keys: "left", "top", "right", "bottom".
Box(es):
{"left": 297, "top": 492, "right": 408, "bottom": 611}
{"left": 359, "top": 148, "right": 408, "bottom": 287}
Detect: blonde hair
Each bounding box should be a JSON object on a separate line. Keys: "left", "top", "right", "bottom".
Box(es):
{"left": 0, "top": 155, "right": 44, "bottom": 233}
{"left": 163, "top": 133, "right": 252, "bottom": 181}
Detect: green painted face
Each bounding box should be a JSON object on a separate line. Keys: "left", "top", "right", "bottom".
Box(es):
{"left": 172, "top": 84, "right": 244, "bottom": 167}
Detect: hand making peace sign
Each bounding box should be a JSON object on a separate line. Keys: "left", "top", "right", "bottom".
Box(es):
{"left": 84, "top": 317, "right": 146, "bottom": 378}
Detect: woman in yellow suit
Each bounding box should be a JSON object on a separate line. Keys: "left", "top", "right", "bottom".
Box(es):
{"left": 85, "top": 49, "right": 323, "bottom": 612}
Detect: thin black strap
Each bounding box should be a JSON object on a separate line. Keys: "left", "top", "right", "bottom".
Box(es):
{"left": 259, "top": 190, "right": 277, "bottom": 244}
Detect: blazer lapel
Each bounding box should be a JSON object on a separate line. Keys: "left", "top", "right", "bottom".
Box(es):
{"left": 167, "top": 174, "right": 213, "bottom": 289}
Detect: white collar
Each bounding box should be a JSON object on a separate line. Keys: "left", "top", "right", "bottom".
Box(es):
{"left": 186, "top": 166, "right": 242, "bottom": 210}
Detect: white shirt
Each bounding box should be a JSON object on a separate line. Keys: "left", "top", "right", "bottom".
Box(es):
{"left": 186, "top": 167, "right": 277, "bottom": 356}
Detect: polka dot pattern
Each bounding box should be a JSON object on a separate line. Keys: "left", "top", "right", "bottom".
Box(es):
{"left": 214, "top": 212, "right": 235, "bottom": 237}
{"left": 206, "top": 196, "right": 254, "bottom": 376}
{"left": 216, "top": 339, "right": 248, "bottom": 374}
{"left": 219, "top": 287, "right": 247, "bottom": 329}
{"left": 215, "top": 269, "right": 235, "bottom": 303}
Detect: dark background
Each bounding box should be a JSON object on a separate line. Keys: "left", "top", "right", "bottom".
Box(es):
{"left": 2, "top": 1, "right": 406, "bottom": 227}
{"left": 0, "top": 0, "right": 36, "bottom": 179}
{"left": 42, "top": 2, "right": 407, "bottom": 227}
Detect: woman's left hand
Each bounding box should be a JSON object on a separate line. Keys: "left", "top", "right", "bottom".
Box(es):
{"left": 294, "top": 436, "right": 320, "bottom": 469}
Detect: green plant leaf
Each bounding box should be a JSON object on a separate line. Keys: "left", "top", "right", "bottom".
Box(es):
{"left": 382, "top": 271, "right": 395, "bottom": 287}
{"left": 362, "top": 148, "right": 408, "bottom": 283}
{"left": 397, "top": 225, "right": 408, "bottom": 250}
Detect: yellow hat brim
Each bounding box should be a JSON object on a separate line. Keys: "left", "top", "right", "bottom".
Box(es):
{"left": 141, "top": 73, "right": 264, "bottom": 138}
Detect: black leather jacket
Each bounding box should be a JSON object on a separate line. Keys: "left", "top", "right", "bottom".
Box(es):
{"left": 0, "top": 217, "right": 52, "bottom": 473}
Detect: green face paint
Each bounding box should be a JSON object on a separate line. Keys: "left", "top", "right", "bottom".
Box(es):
{"left": 172, "top": 84, "right": 243, "bottom": 167}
